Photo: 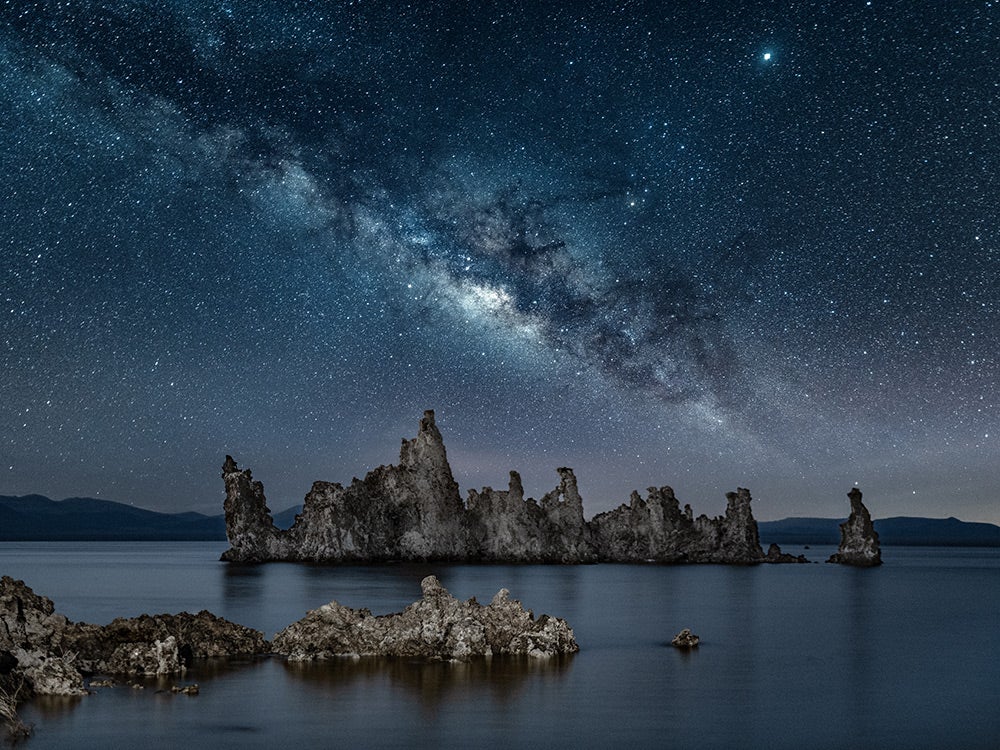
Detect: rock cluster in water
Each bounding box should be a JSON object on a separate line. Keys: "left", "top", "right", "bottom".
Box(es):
{"left": 66, "top": 611, "right": 268, "bottom": 675}
{"left": 827, "top": 488, "right": 882, "bottom": 567}
{"left": 0, "top": 575, "right": 266, "bottom": 702}
{"left": 0, "top": 573, "right": 581, "bottom": 732}
{"left": 222, "top": 410, "right": 783, "bottom": 565}
{"left": 671, "top": 628, "right": 700, "bottom": 648}
{"left": 273, "top": 575, "right": 578, "bottom": 661}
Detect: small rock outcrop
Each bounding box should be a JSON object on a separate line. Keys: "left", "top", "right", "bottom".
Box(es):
{"left": 827, "top": 488, "right": 882, "bottom": 567}
{"left": 272, "top": 575, "right": 578, "bottom": 661}
{"left": 763, "top": 543, "right": 810, "bottom": 564}
{"left": 222, "top": 411, "right": 771, "bottom": 564}
{"left": 671, "top": 628, "right": 700, "bottom": 648}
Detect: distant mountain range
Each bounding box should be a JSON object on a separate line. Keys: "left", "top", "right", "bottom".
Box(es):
{"left": 759, "top": 516, "right": 1000, "bottom": 547}
{"left": 0, "top": 494, "right": 228, "bottom": 541}
{"left": 1, "top": 494, "right": 998, "bottom": 546}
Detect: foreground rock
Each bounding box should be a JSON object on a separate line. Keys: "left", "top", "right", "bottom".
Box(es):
{"left": 272, "top": 575, "right": 578, "bottom": 661}
{"left": 63, "top": 611, "right": 267, "bottom": 676}
{"left": 223, "top": 411, "right": 778, "bottom": 564}
{"left": 827, "top": 488, "right": 882, "bottom": 567}
{"left": 0, "top": 575, "right": 267, "bottom": 705}
{"left": 0, "top": 575, "right": 86, "bottom": 698}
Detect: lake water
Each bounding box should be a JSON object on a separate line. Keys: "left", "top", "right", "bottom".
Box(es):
{"left": 2, "top": 543, "right": 998, "bottom": 749}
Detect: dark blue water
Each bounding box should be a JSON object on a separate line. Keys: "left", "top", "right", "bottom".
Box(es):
{"left": 2, "top": 543, "right": 998, "bottom": 749}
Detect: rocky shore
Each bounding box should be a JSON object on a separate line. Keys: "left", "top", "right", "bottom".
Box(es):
{"left": 1, "top": 573, "right": 578, "bottom": 736}
{"left": 222, "top": 410, "right": 793, "bottom": 565}
{"left": 0, "top": 575, "right": 267, "bottom": 708}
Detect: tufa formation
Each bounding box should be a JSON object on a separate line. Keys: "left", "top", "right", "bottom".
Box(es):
{"left": 670, "top": 628, "right": 700, "bottom": 649}
{"left": 273, "top": 575, "right": 577, "bottom": 661}
{"left": 827, "top": 487, "right": 882, "bottom": 566}
{"left": 222, "top": 410, "right": 783, "bottom": 565}
{"left": 0, "top": 575, "right": 266, "bottom": 699}
{"left": 1, "top": 573, "right": 581, "bottom": 733}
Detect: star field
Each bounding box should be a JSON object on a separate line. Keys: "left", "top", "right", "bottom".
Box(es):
{"left": 2, "top": 1, "right": 998, "bottom": 522}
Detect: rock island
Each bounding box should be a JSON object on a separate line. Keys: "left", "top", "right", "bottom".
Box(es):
{"left": 222, "top": 410, "right": 788, "bottom": 565}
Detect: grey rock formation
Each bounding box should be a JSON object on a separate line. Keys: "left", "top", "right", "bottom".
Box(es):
{"left": 763, "top": 542, "right": 810, "bottom": 564}
{"left": 671, "top": 628, "right": 700, "bottom": 648}
{"left": 104, "top": 638, "right": 182, "bottom": 676}
{"left": 827, "top": 488, "right": 882, "bottom": 567}
{"left": 0, "top": 576, "right": 267, "bottom": 701}
{"left": 222, "top": 411, "right": 467, "bottom": 562}
{"left": 0, "top": 575, "right": 86, "bottom": 697}
{"left": 63, "top": 611, "right": 268, "bottom": 675}
{"left": 591, "top": 486, "right": 766, "bottom": 563}
{"left": 467, "top": 468, "right": 597, "bottom": 562}
{"left": 272, "top": 575, "right": 578, "bottom": 661}
{"left": 222, "top": 411, "right": 768, "bottom": 564}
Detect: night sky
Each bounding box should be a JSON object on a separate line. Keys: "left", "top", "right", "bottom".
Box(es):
{"left": 3, "top": 1, "right": 998, "bottom": 524}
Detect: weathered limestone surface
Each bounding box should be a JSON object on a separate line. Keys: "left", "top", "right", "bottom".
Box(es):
{"left": 222, "top": 411, "right": 777, "bottom": 565}
{"left": 589, "top": 486, "right": 764, "bottom": 563}
{"left": 0, "top": 576, "right": 267, "bottom": 701}
{"left": 0, "top": 575, "right": 85, "bottom": 697}
{"left": 63, "top": 611, "right": 268, "bottom": 675}
{"left": 272, "top": 575, "right": 578, "bottom": 661}
{"left": 827, "top": 488, "right": 882, "bottom": 567}
{"left": 467, "top": 468, "right": 596, "bottom": 563}
{"left": 222, "top": 411, "right": 467, "bottom": 562}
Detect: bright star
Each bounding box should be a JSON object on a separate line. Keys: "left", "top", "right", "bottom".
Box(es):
{"left": 763, "top": 52, "right": 772, "bottom": 61}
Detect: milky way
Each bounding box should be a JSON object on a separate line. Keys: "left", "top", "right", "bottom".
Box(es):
{"left": 2, "top": 1, "right": 998, "bottom": 522}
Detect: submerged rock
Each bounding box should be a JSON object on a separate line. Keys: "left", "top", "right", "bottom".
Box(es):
{"left": 222, "top": 411, "right": 768, "bottom": 565}
{"left": 671, "top": 628, "right": 700, "bottom": 648}
{"left": 827, "top": 488, "right": 882, "bottom": 567}
{"left": 272, "top": 575, "right": 578, "bottom": 661}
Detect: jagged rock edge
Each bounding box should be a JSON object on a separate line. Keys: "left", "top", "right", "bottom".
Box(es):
{"left": 221, "top": 410, "right": 786, "bottom": 565}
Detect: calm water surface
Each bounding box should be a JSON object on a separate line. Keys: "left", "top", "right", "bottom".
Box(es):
{"left": 2, "top": 543, "right": 998, "bottom": 749}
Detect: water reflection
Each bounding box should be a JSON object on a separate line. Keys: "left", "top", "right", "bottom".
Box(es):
{"left": 283, "top": 655, "right": 575, "bottom": 715}
{"left": 845, "top": 567, "right": 877, "bottom": 743}
{"left": 21, "top": 658, "right": 270, "bottom": 723}
{"left": 222, "top": 563, "right": 266, "bottom": 598}
{"left": 21, "top": 694, "right": 83, "bottom": 722}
